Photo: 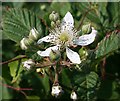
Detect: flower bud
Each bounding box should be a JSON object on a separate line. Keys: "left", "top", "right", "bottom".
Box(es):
{"left": 79, "top": 47, "right": 88, "bottom": 60}
{"left": 36, "top": 68, "right": 45, "bottom": 76}
{"left": 36, "top": 68, "right": 44, "bottom": 74}
{"left": 82, "top": 24, "right": 92, "bottom": 34}
{"left": 49, "top": 11, "right": 59, "bottom": 22}
{"left": 56, "top": 20, "right": 60, "bottom": 25}
{"left": 49, "top": 50, "right": 61, "bottom": 62}
{"left": 70, "top": 91, "right": 77, "bottom": 100}
{"left": 20, "top": 38, "right": 28, "bottom": 50}
{"left": 51, "top": 21, "right": 56, "bottom": 28}
{"left": 51, "top": 85, "right": 63, "bottom": 97}
{"left": 77, "top": 30, "right": 82, "bottom": 36}
{"left": 20, "top": 37, "right": 34, "bottom": 50}
{"left": 24, "top": 37, "right": 34, "bottom": 46}
{"left": 29, "top": 28, "right": 40, "bottom": 41}
{"left": 22, "top": 59, "right": 35, "bottom": 71}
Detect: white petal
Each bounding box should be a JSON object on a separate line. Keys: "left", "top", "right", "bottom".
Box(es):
{"left": 61, "top": 12, "right": 74, "bottom": 30}
{"left": 20, "top": 38, "right": 28, "bottom": 50}
{"left": 37, "top": 35, "right": 55, "bottom": 44}
{"left": 37, "top": 46, "right": 58, "bottom": 57}
{"left": 66, "top": 47, "right": 81, "bottom": 64}
{"left": 75, "top": 28, "right": 97, "bottom": 46}
{"left": 30, "top": 28, "right": 38, "bottom": 39}
{"left": 22, "top": 59, "right": 35, "bottom": 70}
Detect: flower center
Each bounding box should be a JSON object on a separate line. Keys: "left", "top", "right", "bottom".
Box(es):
{"left": 59, "top": 31, "right": 69, "bottom": 42}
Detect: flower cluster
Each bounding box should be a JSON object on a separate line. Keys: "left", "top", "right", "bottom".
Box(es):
{"left": 20, "top": 11, "right": 98, "bottom": 99}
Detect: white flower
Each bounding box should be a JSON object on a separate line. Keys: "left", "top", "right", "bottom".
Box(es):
{"left": 22, "top": 59, "right": 35, "bottom": 70}
{"left": 51, "top": 85, "right": 63, "bottom": 97}
{"left": 70, "top": 91, "right": 77, "bottom": 100}
{"left": 37, "top": 12, "right": 97, "bottom": 64}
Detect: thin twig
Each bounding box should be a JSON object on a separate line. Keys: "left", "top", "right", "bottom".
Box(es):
{"left": 101, "top": 58, "right": 106, "bottom": 80}
{"left": 36, "top": 61, "right": 74, "bottom": 68}
{"left": 77, "top": 8, "right": 95, "bottom": 30}
{"left": 38, "top": 16, "right": 49, "bottom": 30}
{"left": 45, "top": 69, "right": 73, "bottom": 91}
{"left": 0, "top": 82, "right": 33, "bottom": 97}
{"left": 1, "top": 55, "right": 27, "bottom": 65}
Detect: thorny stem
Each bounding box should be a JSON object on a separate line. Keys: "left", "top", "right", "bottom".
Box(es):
{"left": 38, "top": 16, "right": 49, "bottom": 29}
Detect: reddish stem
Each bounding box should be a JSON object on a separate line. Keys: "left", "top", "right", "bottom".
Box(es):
{"left": 101, "top": 58, "right": 106, "bottom": 80}
{"left": 0, "top": 82, "right": 33, "bottom": 97}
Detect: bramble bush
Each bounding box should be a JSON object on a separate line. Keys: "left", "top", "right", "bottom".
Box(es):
{"left": 1, "top": 1, "right": 120, "bottom": 101}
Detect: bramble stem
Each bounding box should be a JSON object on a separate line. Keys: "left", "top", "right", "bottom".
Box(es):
{"left": 77, "top": 8, "right": 94, "bottom": 30}
{"left": 1, "top": 55, "right": 26, "bottom": 65}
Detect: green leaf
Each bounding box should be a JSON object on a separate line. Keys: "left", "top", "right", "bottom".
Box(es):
{"left": 80, "top": 72, "right": 99, "bottom": 89}
{"left": 2, "top": 8, "right": 43, "bottom": 43}
{"left": 61, "top": 68, "right": 71, "bottom": 88}
{"left": 50, "top": 2, "right": 71, "bottom": 17}
{"left": 95, "top": 32, "right": 120, "bottom": 59}
{"left": 40, "top": 72, "right": 50, "bottom": 95}
{"left": 98, "top": 2, "right": 108, "bottom": 16}
{"left": 8, "top": 61, "right": 18, "bottom": 78}
{"left": 12, "top": 1, "right": 25, "bottom": 8}
{"left": 0, "top": 78, "right": 13, "bottom": 100}
{"left": 97, "top": 79, "right": 120, "bottom": 99}
{"left": 107, "top": 2, "right": 120, "bottom": 27}
{"left": 8, "top": 56, "right": 26, "bottom": 83}
{"left": 73, "top": 71, "right": 99, "bottom": 89}
{"left": 78, "top": 3, "right": 101, "bottom": 24}
{"left": 73, "top": 71, "right": 99, "bottom": 100}
{"left": 26, "top": 95, "right": 40, "bottom": 100}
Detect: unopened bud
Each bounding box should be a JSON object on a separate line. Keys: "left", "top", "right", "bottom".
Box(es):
{"left": 49, "top": 11, "right": 59, "bottom": 22}
{"left": 36, "top": 68, "right": 45, "bottom": 76}
{"left": 24, "top": 37, "right": 34, "bottom": 46}
{"left": 22, "top": 59, "right": 35, "bottom": 71}
{"left": 51, "top": 21, "right": 56, "bottom": 28}
{"left": 79, "top": 47, "right": 88, "bottom": 60}
{"left": 70, "top": 91, "right": 77, "bottom": 100}
{"left": 49, "top": 50, "right": 61, "bottom": 62}
{"left": 82, "top": 24, "right": 92, "bottom": 34}
{"left": 29, "top": 28, "right": 40, "bottom": 41}
{"left": 77, "top": 30, "right": 82, "bottom": 36}
{"left": 56, "top": 20, "right": 60, "bottom": 25}
{"left": 51, "top": 85, "right": 63, "bottom": 97}
{"left": 20, "top": 38, "right": 28, "bottom": 50}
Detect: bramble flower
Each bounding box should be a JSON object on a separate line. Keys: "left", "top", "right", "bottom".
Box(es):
{"left": 51, "top": 85, "right": 63, "bottom": 97}
{"left": 37, "top": 12, "right": 97, "bottom": 64}
{"left": 22, "top": 59, "right": 35, "bottom": 70}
